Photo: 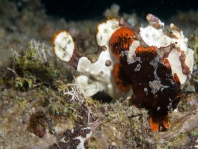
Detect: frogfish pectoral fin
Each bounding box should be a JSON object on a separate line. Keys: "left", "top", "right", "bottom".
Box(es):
{"left": 162, "top": 115, "right": 169, "bottom": 129}
{"left": 149, "top": 116, "right": 159, "bottom": 132}
{"left": 149, "top": 115, "right": 169, "bottom": 132}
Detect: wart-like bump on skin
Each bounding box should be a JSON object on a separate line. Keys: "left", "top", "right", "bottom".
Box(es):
{"left": 105, "top": 60, "right": 112, "bottom": 66}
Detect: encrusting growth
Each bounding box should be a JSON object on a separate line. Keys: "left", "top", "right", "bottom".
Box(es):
{"left": 52, "top": 125, "right": 92, "bottom": 149}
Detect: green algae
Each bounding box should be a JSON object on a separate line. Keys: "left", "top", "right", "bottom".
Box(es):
{"left": 6, "top": 40, "right": 58, "bottom": 90}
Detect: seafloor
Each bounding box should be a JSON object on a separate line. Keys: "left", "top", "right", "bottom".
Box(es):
{"left": 0, "top": 0, "right": 198, "bottom": 149}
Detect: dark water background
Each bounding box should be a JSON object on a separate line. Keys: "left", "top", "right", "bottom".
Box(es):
{"left": 41, "top": 0, "right": 197, "bottom": 20}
